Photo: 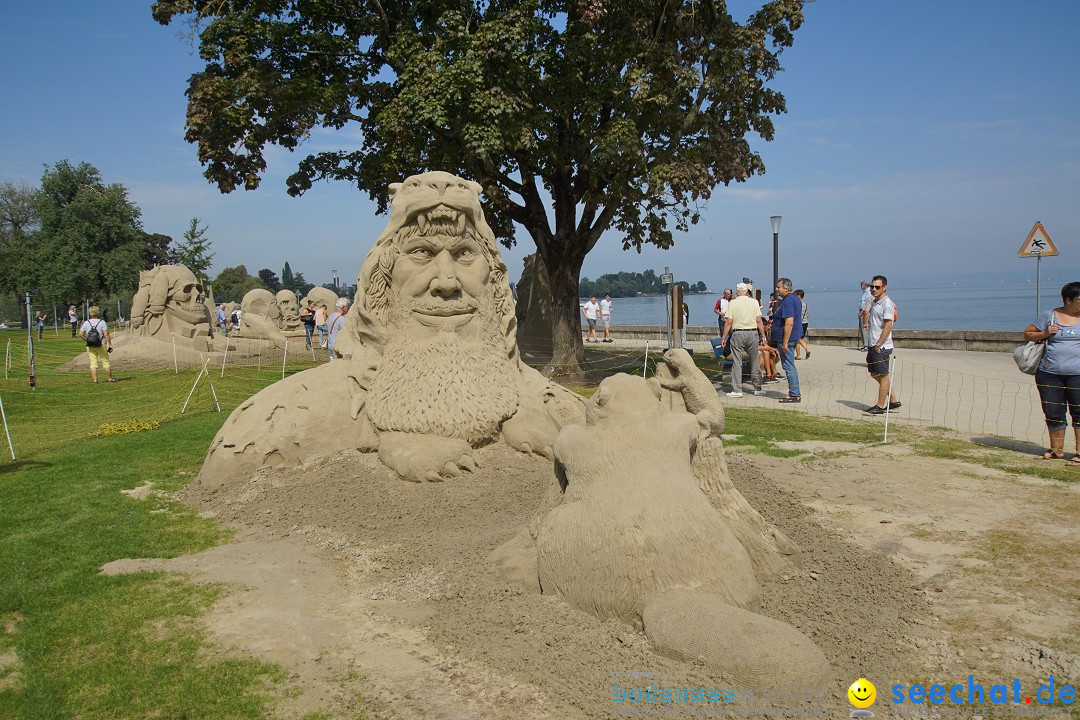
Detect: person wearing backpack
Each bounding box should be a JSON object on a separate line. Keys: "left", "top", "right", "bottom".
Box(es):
{"left": 79, "top": 306, "right": 114, "bottom": 384}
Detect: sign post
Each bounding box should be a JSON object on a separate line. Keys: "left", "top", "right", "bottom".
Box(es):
{"left": 1018, "top": 221, "right": 1058, "bottom": 316}
{"left": 660, "top": 267, "right": 674, "bottom": 349}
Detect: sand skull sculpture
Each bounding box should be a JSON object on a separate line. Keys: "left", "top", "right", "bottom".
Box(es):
{"left": 198, "top": 171, "right": 830, "bottom": 690}
{"left": 129, "top": 264, "right": 213, "bottom": 345}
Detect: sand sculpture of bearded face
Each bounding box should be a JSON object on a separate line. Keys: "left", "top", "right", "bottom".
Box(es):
{"left": 129, "top": 265, "right": 212, "bottom": 343}
{"left": 199, "top": 171, "right": 584, "bottom": 485}
{"left": 333, "top": 171, "right": 574, "bottom": 480}
{"left": 275, "top": 290, "right": 303, "bottom": 333}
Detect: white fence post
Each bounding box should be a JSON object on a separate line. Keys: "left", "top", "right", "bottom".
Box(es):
{"left": 0, "top": 392, "right": 14, "bottom": 460}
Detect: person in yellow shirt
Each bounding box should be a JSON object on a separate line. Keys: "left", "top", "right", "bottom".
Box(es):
{"left": 721, "top": 283, "right": 767, "bottom": 397}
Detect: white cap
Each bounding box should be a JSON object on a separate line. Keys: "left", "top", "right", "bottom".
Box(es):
{"left": 736, "top": 282, "right": 749, "bottom": 292}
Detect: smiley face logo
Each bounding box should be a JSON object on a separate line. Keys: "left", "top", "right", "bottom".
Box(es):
{"left": 848, "top": 678, "right": 877, "bottom": 709}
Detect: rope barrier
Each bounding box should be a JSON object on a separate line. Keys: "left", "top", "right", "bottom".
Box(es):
{"left": 0, "top": 328, "right": 1071, "bottom": 463}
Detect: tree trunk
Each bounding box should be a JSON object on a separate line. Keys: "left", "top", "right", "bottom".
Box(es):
{"left": 543, "top": 247, "right": 587, "bottom": 377}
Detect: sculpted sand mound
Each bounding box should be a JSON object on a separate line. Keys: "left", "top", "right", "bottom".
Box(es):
{"left": 179, "top": 444, "right": 927, "bottom": 718}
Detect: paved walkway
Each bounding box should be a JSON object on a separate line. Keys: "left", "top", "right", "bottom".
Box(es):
{"left": 608, "top": 338, "right": 1047, "bottom": 451}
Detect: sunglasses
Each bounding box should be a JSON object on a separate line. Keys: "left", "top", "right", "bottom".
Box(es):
{"left": 870, "top": 285, "right": 884, "bottom": 289}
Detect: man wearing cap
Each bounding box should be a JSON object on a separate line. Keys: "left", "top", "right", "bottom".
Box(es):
{"left": 722, "top": 283, "right": 766, "bottom": 397}
{"left": 326, "top": 297, "right": 351, "bottom": 361}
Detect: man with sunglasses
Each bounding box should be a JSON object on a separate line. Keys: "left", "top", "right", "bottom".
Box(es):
{"left": 864, "top": 276, "right": 901, "bottom": 415}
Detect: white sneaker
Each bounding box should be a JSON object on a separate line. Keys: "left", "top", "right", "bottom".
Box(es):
{"left": 753, "top": 389, "right": 765, "bottom": 396}
{"left": 726, "top": 391, "right": 744, "bottom": 398}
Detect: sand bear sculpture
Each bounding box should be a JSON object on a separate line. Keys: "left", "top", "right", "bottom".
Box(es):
{"left": 129, "top": 264, "right": 214, "bottom": 349}
{"left": 518, "top": 355, "right": 831, "bottom": 689}
{"left": 198, "top": 171, "right": 830, "bottom": 690}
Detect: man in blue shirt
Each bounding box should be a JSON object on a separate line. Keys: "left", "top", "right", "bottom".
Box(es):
{"left": 215, "top": 304, "right": 228, "bottom": 336}
{"left": 772, "top": 278, "right": 803, "bottom": 403}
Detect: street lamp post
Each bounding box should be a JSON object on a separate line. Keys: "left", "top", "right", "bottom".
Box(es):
{"left": 770, "top": 215, "right": 782, "bottom": 291}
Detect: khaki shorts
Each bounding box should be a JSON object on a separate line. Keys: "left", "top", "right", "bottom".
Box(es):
{"left": 87, "top": 344, "right": 110, "bottom": 370}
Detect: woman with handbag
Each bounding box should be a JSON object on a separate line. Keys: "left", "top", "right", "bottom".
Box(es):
{"left": 1024, "top": 282, "right": 1080, "bottom": 461}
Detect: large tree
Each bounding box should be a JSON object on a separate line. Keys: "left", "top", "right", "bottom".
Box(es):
{"left": 212, "top": 264, "right": 265, "bottom": 302}
{"left": 153, "top": 0, "right": 803, "bottom": 372}
{"left": 141, "top": 231, "right": 176, "bottom": 268}
{"left": 28, "top": 161, "right": 145, "bottom": 307}
{"left": 258, "top": 268, "right": 282, "bottom": 292}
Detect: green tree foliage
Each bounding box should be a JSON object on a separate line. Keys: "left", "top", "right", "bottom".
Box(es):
{"left": 580, "top": 271, "right": 707, "bottom": 297}
{"left": 141, "top": 232, "right": 175, "bottom": 269}
{"left": 172, "top": 218, "right": 214, "bottom": 284}
{"left": 153, "top": 0, "right": 803, "bottom": 372}
{"left": 27, "top": 161, "right": 145, "bottom": 306}
{"left": 0, "top": 181, "right": 40, "bottom": 300}
{"left": 280, "top": 262, "right": 295, "bottom": 291}
{"left": 258, "top": 268, "right": 281, "bottom": 292}
{"left": 212, "top": 265, "right": 265, "bottom": 302}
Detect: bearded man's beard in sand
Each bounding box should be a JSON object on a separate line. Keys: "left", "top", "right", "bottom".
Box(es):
{"left": 365, "top": 293, "right": 520, "bottom": 446}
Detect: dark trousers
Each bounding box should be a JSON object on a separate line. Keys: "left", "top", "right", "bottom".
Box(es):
{"left": 1035, "top": 369, "right": 1080, "bottom": 430}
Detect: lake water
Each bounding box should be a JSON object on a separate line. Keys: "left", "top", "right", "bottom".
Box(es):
{"left": 595, "top": 283, "right": 1064, "bottom": 331}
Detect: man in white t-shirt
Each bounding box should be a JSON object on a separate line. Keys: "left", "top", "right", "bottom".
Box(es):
{"left": 713, "top": 288, "right": 732, "bottom": 331}
{"left": 864, "top": 275, "right": 900, "bottom": 415}
{"left": 79, "top": 306, "right": 114, "bottom": 383}
{"left": 581, "top": 295, "right": 600, "bottom": 343}
{"left": 599, "top": 293, "right": 613, "bottom": 343}
{"left": 68, "top": 305, "right": 78, "bottom": 337}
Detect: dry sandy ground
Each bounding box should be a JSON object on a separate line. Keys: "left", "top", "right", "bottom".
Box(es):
{"left": 104, "top": 442, "right": 1080, "bottom": 719}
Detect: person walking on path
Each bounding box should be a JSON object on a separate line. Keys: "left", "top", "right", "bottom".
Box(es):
{"left": 79, "top": 306, "right": 114, "bottom": 384}
{"left": 581, "top": 295, "right": 600, "bottom": 343}
{"left": 722, "top": 282, "right": 766, "bottom": 397}
{"left": 713, "top": 288, "right": 733, "bottom": 332}
{"left": 772, "top": 278, "right": 803, "bottom": 403}
{"left": 216, "top": 304, "right": 228, "bottom": 337}
{"left": 314, "top": 303, "right": 329, "bottom": 348}
{"left": 68, "top": 305, "right": 78, "bottom": 337}
{"left": 1024, "top": 281, "right": 1080, "bottom": 462}
{"left": 300, "top": 300, "right": 316, "bottom": 349}
{"left": 326, "top": 298, "right": 350, "bottom": 361}
{"left": 680, "top": 301, "right": 690, "bottom": 347}
{"left": 863, "top": 276, "right": 901, "bottom": 415}
{"left": 794, "top": 289, "right": 811, "bottom": 360}
{"left": 600, "top": 293, "right": 614, "bottom": 343}
{"left": 858, "top": 281, "right": 873, "bottom": 350}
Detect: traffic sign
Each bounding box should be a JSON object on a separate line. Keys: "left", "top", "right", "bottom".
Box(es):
{"left": 1018, "top": 221, "right": 1058, "bottom": 257}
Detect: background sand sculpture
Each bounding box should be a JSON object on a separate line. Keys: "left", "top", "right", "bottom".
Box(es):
{"left": 197, "top": 171, "right": 829, "bottom": 691}
{"left": 129, "top": 264, "right": 214, "bottom": 350}
{"left": 300, "top": 287, "right": 339, "bottom": 315}
{"left": 275, "top": 289, "right": 305, "bottom": 335}
{"left": 231, "top": 288, "right": 288, "bottom": 349}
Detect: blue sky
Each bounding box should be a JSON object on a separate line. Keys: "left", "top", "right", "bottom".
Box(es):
{"left": 2, "top": 1, "right": 1078, "bottom": 291}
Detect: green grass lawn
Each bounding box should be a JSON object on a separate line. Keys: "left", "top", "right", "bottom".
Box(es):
{"left": 0, "top": 331, "right": 330, "bottom": 719}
